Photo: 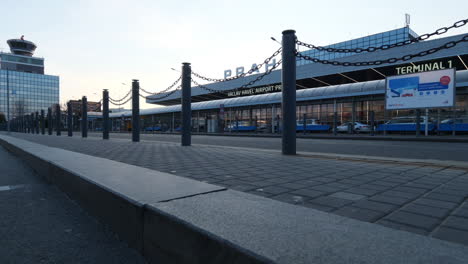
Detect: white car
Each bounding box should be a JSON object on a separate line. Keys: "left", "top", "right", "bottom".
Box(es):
{"left": 337, "top": 122, "right": 372, "bottom": 133}
{"left": 297, "top": 119, "right": 319, "bottom": 126}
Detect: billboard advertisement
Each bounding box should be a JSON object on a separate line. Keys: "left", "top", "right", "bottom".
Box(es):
{"left": 385, "top": 68, "right": 455, "bottom": 110}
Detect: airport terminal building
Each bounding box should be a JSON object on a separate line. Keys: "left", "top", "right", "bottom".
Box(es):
{"left": 0, "top": 38, "right": 59, "bottom": 121}
{"left": 110, "top": 26, "right": 468, "bottom": 134}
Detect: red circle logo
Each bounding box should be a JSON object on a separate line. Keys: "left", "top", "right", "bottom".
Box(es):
{"left": 440, "top": 76, "right": 451, "bottom": 85}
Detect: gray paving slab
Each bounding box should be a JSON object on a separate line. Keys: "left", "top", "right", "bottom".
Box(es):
{"left": 432, "top": 227, "right": 468, "bottom": 245}
{"left": 414, "top": 198, "right": 459, "bottom": 210}
{"left": 384, "top": 211, "right": 441, "bottom": 231}
{"left": 401, "top": 203, "right": 452, "bottom": 219}
{"left": 352, "top": 200, "right": 398, "bottom": 213}
{"left": 369, "top": 195, "right": 413, "bottom": 205}
{"left": 423, "top": 192, "right": 466, "bottom": 203}
{"left": 443, "top": 216, "right": 468, "bottom": 231}
{"left": 334, "top": 206, "right": 386, "bottom": 222}
{"left": 309, "top": 196, "right": 354, "bottom": 208}
{"left": 329, "top": 191, "right": 367, "bottom": 201}
{"left": 453, "top": 207, "right": 468, "bottom": 218}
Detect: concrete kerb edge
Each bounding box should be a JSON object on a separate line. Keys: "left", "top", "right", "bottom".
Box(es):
{"left": 0, "top": 136, "right": 274, "bottom": 264}
{"left": 143, "top": 203, "right": 275, "bottom": 264}
{"left": 182, "top": 141, "right": 468, "bottom": 171}
{"left": 107, "top": 131, "right": 468, "bottom": 143}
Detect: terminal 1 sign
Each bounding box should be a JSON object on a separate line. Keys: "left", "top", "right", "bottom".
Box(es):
{"left": 385, "top": 68, "right": 455, "bottom": 110}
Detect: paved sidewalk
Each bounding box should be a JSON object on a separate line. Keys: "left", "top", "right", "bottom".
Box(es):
{"left": 89, "top": 132, "right": 468, "bottom": 162}
{"left": 8, "top": 132, "right": 468, "bottom": 247}
{"left": 0, "top": 145, "right": 145, "bottom": 264}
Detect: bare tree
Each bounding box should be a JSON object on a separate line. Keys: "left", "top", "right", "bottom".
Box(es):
{"left": 13, "top": 99, "right": 27, "bottom": 119}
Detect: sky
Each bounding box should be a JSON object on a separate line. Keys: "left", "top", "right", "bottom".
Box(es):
{"left": 1, "top": 0, "right": 467, "bottom": 109}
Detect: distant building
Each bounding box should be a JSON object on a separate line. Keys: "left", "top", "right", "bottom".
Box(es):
{"left": 0, "top": 36, "right": 59, "bottom": 120}
{"left": 68, "top": 99, "right": 102, "bottom": 116}
{"left": 109, "top": 108, "right": 130, "bottom": 113}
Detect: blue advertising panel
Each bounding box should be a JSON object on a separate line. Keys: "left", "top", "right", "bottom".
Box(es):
{"left": 385, "top": 69, "right": 455, "bottom": 110}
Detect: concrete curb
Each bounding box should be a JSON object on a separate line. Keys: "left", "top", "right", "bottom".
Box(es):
{"left": 108, "top": 131, "right": 468, "bottom": 143}
{"left": 2, "top": 135, "right": 468, "bottom": 264}
{"left": 181, "top": 141, "right": 468, "bottom": 171}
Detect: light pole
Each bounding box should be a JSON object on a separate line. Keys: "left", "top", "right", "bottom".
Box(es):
{"left": 120, "top": 83, "right": 127, "bottom": 112}
{"left": 6, "top": 69, "right": 10, "bottom": 134}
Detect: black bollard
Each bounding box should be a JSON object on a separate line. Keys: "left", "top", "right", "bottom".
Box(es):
{"left": 41, "top": 110, "right": 45, "bottom": 135}
{"left": 56, "top": 104, "right": 61, "bottom": 136}
{"left": 302, "top": 113, "right": 306, "bottom": 135}
{"left": 181, "top": 63, "right": 191, "bottom": 146}
{"left": 281, "top": 29, "right": 297, "bottom": 155}
{"left": 416, "top": 109, "right": 421, "bottom": 137}
{"left": 35, "top": 112, "right": 39, "bottom": 134}
{"left": 67, "top": 102, "right": 73, "bottom": 137}
{"left": 333, "top": 111, "right": 338, "bottom": 136}
{"left": 103, "top": 89, "right": 109, "bottom": 140}
{"left": 30, "top": 113, "right": 34, "bottom": 133}
{"left": 82, "top": 96, "right": 88, "bottom": 138}
{"left": 132, "top": 81, "right": 140, "bottom": 142}
{"left": 48, "top": 108, "right": 53, "bottom": 135}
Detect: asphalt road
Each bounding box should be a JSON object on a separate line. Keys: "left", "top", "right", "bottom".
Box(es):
{"left": 89, "top": 132, "right": 468, "bottom": 162}
{"left": 0, "top": 146, "right": 146, "bottom": 264}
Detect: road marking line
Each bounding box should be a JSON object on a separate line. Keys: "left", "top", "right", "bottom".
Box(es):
{"left": 0, "top": 184, "right": 25, "bottom": 192}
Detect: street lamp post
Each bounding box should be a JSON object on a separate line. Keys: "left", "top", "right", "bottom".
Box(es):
{"left": 6, "top": 69, "right": 10, "bottom": 134}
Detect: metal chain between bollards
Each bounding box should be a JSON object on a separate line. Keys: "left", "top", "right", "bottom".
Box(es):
{"left": 139, "top": 76, "right": 181, "bottom": 95}
{"left": 109, "top": 88, "right": 132, "bottom": 102}
{"left": 296, "top": 35, "right": 468, "bottom": 67}
{"left": 146, "top": 86, "right": 181, "bottom": 100}
{"left": 296, "top": 18, "right": 468, "bottom": 53}
{"left": 109, "top": 96, "right": 133, "bottom": 106}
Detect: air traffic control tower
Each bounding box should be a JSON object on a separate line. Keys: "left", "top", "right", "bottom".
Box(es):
{"left": 1, "top": 36, "right": 44, "bottom": 74}
{"left": 7, "top": 37, "right": 37, "bottom": 56}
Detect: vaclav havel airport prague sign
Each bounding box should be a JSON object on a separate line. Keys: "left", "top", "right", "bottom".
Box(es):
{"left": 385, "top": 68, "right": 455, "bottom": 110}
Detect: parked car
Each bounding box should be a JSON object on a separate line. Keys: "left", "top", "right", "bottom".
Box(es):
{"left": 376, "top": 116, "right": 435, "bottom": 132}
{"left": 438, "top": 117, "right": 468, "bottom": 132}
{"left": 336, "top": 122, "right": 372, "bottom": 133}
{"left": 225, "top": 121, "right": 256, "bottom": 132}
{"left": 296, "top": 119, "right": 319, "bottom": 126}
{"left": 440, "top": 117, "right": 468, "bottom": 124}
{"left": 296, "top": 119, "right": 330, "bottom": 132}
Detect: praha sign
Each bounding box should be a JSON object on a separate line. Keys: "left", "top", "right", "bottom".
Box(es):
{"left": 224, "top": 59, "right": 278, "bottom": 79}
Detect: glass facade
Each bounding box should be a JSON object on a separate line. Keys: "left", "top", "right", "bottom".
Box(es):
{"left": 296, "top": 27, "right": 418, "bottom": 66}
{"left": 0, "top": 53, "right": 44, "bottom": 66}
{"left": 107, "top": 93, "right": 467, "bottom": 135}
{"left": 0, "top": 69, "right": 59, "bottom": 120}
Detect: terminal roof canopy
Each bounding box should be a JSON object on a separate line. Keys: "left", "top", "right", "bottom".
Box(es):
{"left": 111, "top": 70, "right": 468, "bottom": 118}
{"left": 146, "top": 33, "right": 468, "bottom": 106}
